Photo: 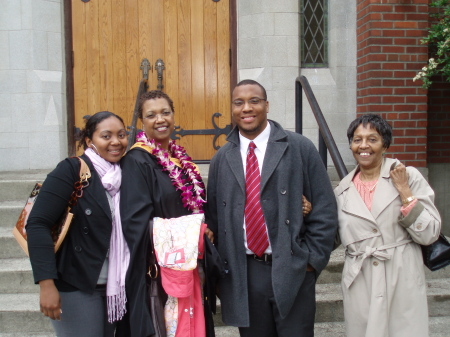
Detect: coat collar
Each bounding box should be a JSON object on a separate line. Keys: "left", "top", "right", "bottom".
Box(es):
{"left": 225, "top": 119, "right": 288, "bottom": 145}
{"left": 225, "top": 120, "right": 288, "bottom": 192}
{"left": 335, "top": 157, "right": 399, "bottom": 195}
{"left": 335, "top": 157, "right": 400, "bottom": 222}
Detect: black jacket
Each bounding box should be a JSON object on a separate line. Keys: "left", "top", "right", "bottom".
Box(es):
{"left": 27, "top": 154, "right": 112, "bottom": 293}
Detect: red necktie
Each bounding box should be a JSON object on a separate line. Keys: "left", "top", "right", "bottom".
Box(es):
{"left": 245, "top": 142, "right": 269, "bottom": 257}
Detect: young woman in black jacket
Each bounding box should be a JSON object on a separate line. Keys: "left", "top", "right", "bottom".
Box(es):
{"left": 26, "top": 111, "right": 128, "bottom": 337}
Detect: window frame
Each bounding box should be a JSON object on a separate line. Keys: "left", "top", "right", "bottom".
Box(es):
{"left": 301, "top": 0, "right": 329, "bottom": 68}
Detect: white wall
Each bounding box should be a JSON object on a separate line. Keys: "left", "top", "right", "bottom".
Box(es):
{"left": 237, "top": 0, "right": 358, "bottom": 171}
{"left": 0, "top": 0, "right": 66, "bottom": 171}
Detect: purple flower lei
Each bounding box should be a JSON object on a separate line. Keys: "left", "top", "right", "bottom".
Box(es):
{"left": 135, "top": 131, "right": 206, "bottom": 214}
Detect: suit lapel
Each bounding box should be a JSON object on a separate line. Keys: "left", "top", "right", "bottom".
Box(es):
{"left": 225, "top": 146, "right": 246, "bottom": 194}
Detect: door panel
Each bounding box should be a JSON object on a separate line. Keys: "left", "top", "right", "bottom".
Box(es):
{"left": 72, "top": 0, "right": 231, "bottom": 160}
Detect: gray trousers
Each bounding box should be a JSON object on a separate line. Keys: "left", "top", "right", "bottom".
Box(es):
{"left": 51, "top": 287, "right": 116, "bottom": 337}
{"left": 239, "top": 256, "right": 316, "bottom": 337}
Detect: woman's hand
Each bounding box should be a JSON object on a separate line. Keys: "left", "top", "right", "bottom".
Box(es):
{"left": 205, "top": 227, "right": 214, "bottom": 243}
{"left": 39, "top": 279, "right": 61, "bottom": 320}
{"left": 302, "top": 195, "right": 312, "bottom": 216}
{"left": 390, "top": 162, "right": 413, "bottom": 203}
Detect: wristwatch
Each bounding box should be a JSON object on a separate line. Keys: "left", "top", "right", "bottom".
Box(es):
{"left": 402, "top": 196, "right": 416, "bottom": 205}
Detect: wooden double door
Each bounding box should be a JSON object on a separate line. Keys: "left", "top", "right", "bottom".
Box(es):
{"left": 71, "top": 0, "right": 232, "bottom": 160}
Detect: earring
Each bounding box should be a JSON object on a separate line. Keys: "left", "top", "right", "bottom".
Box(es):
{"left": 90, "top": 144, "right": 99, "bottom": 155}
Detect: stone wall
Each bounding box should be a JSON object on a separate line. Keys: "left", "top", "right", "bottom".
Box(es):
{"left": 236, "top": 1, "right": 301, "bottom": 130}
{"left": 237, "top": 0, "right": 358, "bottom": 168}
{"left": 0, "top": 0, "right": 66, "bottom": 171}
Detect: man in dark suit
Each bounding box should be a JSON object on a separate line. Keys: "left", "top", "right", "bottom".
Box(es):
{"left": 206, "top": 79, "right": 338, "bottom": 336}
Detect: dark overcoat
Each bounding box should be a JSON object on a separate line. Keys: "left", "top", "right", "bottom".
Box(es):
{"left": 206, "top": 120, "right": 338, "bottom": 326}
{"left": 118, "top": 146, "right": 218, "bottom": 337}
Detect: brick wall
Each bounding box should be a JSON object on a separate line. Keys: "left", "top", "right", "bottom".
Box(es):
{"left": 356, "top": 0, "right": 430, "bottom": 167}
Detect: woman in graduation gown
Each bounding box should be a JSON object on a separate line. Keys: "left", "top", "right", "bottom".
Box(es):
{"left": 117, "top": 90, "right": 216, "bottom": 337}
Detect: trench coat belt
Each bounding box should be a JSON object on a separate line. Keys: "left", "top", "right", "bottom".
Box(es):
{"left": 343, "top": 239, "right": 413, "bottom": 288}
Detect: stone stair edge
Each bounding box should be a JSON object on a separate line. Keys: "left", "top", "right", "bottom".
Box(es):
{"left": 0, "top": 332, "right": 55, "bottom": 337}
{"left": 0, "top": 257, "right": 31, "bottom": 272}
{"left": 3, "top": 279, "right": 449, "bottom": 311}
{"left": 0, "top": 170, "right": 50, "bottom": 181}
{"left": 0, "top": 318, "right": 448, "bottom": 337}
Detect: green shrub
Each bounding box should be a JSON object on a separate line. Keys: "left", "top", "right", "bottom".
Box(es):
{"left": 413, "top": 0, "right": 450, "bottom": 89}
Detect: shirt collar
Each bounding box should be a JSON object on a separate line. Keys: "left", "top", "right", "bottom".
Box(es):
{"left": 238, "top": 122, "right": 271, "bottom": 153}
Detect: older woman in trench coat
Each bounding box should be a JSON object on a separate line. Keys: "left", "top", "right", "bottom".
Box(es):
{"left": 334, "top": 114, "right": 441, "bottom": 337}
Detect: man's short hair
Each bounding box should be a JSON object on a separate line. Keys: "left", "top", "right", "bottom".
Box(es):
{"left": 235, "top": 79, "right": 267, "bottom": 100}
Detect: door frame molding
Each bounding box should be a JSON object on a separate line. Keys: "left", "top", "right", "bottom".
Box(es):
{"left": 63, "top": 0, "right": 237, "bottom": 156}
{"left": 230, "top": 0, "right": 237, "bottom": 95}
{"left": 63, "top": 0, "right": 76, "bottom": 156}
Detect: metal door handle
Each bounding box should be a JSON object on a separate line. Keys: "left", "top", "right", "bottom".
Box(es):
{"left": 155, "top": 59, "right": 165, "bottom": 90}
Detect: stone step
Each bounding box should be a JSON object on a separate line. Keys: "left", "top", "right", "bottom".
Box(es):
{"left": 0, "top": 293, "right": 53, "bottom": 334}
{"left": 0, "top": 228, "right": 28, "bottom": 259}
{"left": 313, "top": 316, "right": 450, "bottom": 337}
{"left": 0, "top": 201, "right": 23, "bottom": 229}
{"left": 1, "top": 292, "right": 449, "bottom": 335}
{"left": 0, "top": 332, "right": 55, "bottom": 337}
{"left": 211, "top": 278, "right": 450, "bottom": 327}
{"left": 214, "top": 326, "right": 239, "bottom": 336}
{"left": 1, "top": 242, "right": 449, "bottom": 292}
{"left": 0, "top": 170, "right": 48, "bottom": 203}
{"left": 0, "top": 258, "right": 35, "bottom": 294}
{"left": 315, "top": 278, "right": 450, "bottom": 323}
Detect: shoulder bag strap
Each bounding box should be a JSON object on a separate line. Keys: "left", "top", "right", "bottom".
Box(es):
{"left": 67, "top": 157, "right": 91, "bottom": 208}
{"left": 78, "top": 157, "right": 91, "bottom": 182}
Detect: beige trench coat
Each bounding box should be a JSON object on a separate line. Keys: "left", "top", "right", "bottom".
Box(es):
{"left": 334, "top": 157, "right": 441, "bottom": 337}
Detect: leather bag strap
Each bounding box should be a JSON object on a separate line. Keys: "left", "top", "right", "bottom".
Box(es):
{"left": 78, "top": 157, "right": 91, "bottom": 181}
{"left": 67, "top": 157, "right": 91, "bottom": 208}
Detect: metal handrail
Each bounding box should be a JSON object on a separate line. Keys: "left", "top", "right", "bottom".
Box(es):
{"left": 295, "top": 75, "right": 348, "bottom": 179}
{"left": 126, "top": 78, "right": 148, "bottom": 152}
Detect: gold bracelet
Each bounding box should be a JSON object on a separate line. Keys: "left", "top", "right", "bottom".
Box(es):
{"left": 402, "top": 196, "right": 415, "bottom": 205}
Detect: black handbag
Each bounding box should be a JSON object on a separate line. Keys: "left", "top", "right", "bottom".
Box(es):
{"left": 421, "top": 233, "right": 450, "bottom": 271}
{"left": 147, "top": 221, "right": 167, "bottom": 337}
